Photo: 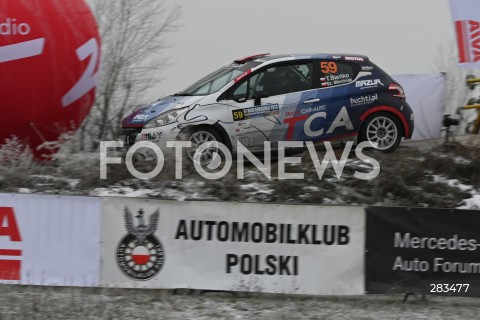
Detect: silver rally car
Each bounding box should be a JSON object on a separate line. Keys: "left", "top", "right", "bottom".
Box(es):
{"left": 118, "top": 53, "right": 414, "bottom": 161}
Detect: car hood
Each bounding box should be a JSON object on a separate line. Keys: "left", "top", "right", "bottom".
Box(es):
{"left": 121, "top": 95, "right": 204, "bottom": 127}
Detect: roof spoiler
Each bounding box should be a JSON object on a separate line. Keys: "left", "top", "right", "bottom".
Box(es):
{"left": 234, "top": 53, "right": 270, "bottom": 64}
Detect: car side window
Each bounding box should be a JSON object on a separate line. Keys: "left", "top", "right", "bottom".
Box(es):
{"left": 230, "top": 62, "right": 313, "bottom": 102}
{"left": 231, "top": 73, "right": 260, "bottom": 102}
{"left": 232, "top": 81, "right": 248, "bottom": 101}
{"left": 318, "top": 60, "right": 359, "bottom": 88}
{"left": 252, "top": 63, "right": 312, "bottom": 98}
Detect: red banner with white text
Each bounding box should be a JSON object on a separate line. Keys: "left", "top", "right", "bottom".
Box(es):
{"left": 449, "top": 0, "right": 480, "bottom": 67}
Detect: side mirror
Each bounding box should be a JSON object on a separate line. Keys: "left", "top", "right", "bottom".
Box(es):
{"left": 254, "top": 92, "right": 269, "bottom": 106}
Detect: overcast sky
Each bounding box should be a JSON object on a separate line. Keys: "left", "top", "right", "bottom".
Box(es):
{"left": 149, "top": 0, "right": 454, "bottom": 99}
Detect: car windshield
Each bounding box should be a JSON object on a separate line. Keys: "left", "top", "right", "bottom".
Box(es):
{"left": 177, "top": 61, "right": 260, "bottom": 96}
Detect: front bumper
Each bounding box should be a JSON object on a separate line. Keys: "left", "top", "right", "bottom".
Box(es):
{"left": 116, "top": 127, "right": 142, "bottom": 148}
{"left": 116, "top": 123, "right": 182, "bottom": 156}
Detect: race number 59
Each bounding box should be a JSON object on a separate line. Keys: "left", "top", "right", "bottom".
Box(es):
{"left": 320, "top": 61, "right": 337, "bottom": 74}
{"left": 233, "top": 110, "right": 245, "bottom": 121}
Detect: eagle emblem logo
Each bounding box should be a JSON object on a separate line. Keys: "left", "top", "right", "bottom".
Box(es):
{"left": 116, "top": 207, "right": 165, "bottom": 280}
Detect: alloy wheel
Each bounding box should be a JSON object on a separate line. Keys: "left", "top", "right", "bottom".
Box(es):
{"left": 187, "top": 130, "right": 219, "bottom": 164}
{"left": 365, "top": 116, "right": 398, "bottom": 150}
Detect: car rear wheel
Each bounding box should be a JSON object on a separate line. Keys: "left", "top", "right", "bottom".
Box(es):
{"left": 360, "top": 112, "right": 402, "bottom": 153}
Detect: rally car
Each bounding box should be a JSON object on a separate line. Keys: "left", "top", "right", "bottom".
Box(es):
{"left": 118, "top": 53, "right": 414, "bottom": 162}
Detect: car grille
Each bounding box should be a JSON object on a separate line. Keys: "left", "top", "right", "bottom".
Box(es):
{"left": 117, "top": 127, "right": 142, "bottom": 147}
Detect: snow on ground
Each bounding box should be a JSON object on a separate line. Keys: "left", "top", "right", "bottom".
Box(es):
{"left": 458, "top": 194, "right": 480, "bottom": 209}
{"left": 0, "top": 285, "right": 479, "bottom": 320}
{"left": 431, "top": 175, "right": 473, "bottom": 192}
{"left": 93, "top": 187, "right": 162, "bottom": 198}
{"left": 1, "top": 136, "right": 479, "bottom": 209}
{"left": 430, "top": 175, "right": 480, "bottom": 209}
{"left": 453, "top": 156, "right": 472, "bottom": 165}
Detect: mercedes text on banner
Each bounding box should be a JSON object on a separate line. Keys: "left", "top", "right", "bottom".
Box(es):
{"left": 366, "top": 206, "right": 480, "bottom": 297}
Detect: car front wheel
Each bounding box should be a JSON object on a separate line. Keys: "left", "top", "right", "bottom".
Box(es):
{"left": 185, "top": 127, "right": 222, "bottom": 164}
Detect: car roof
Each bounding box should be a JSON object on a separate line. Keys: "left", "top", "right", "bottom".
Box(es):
{"left": 236, "top": 53, "right": 370, "bottom": 64}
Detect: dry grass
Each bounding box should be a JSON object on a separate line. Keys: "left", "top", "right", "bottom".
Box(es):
{"left": 0, "top": 141, "right": 479, "bottom": 208}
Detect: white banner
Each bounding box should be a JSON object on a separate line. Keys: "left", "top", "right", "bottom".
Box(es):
{"left": 101, "top": 198, "right": 365, "bottom": 295}
{"left": 449, "top": 0, "right": 480, "bottom": 68}
{"left": 0, "top": 193, "right": 101, "bottom": 286}
{"left": 393, "top": 74, "right": 446, "bottom": 141}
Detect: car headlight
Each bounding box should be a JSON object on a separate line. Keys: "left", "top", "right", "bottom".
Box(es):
{"left": 144, "top": 107, "right": 188, "bottom": 128}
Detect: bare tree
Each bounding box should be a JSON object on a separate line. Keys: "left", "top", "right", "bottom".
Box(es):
{"left": 81, "top": 0, "right": 181, "bottom": 149}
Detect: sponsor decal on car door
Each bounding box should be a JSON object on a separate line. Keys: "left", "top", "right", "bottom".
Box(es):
{"left": 279, "top": 61, "right": 359, "bottom": 142}
{"left": 227, "top": 62, "right": 316, "bottom": 146}
{"left": 228, "top": 98, "right": 282, "bottom": 149}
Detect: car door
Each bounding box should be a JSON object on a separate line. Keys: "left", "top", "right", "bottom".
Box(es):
{"left": 223, "top": 61, "right": 317, "bottom": 150}
{"left": 313, "top": 59, "right": 362, "bottom": 140}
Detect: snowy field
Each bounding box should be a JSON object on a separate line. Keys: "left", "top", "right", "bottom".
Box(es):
{"left": 1, "top": 136, "right": 479, "bottom": 209}
{"left": 0, "top": 285, "right": 478, "bottom": 320}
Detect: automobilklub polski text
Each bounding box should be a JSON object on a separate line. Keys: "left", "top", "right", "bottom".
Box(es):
{"left": 99, "top": 140, "right": 380, "bottom": 180}
{"left": 174, "top": 219, "right": 350, "bottom": 276}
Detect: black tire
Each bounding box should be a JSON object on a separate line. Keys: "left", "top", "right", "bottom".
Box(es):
{"left": 359, "top": 111, "right": 402, "bottom": 153}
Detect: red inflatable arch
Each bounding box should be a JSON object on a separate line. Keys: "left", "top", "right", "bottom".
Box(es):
{"left": 0, "top": 0, "right": 100, "bottom": 158}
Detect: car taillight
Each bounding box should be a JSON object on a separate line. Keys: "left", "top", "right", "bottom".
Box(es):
{"left": 389, "top": 83, "right": 405, "bottom": 99}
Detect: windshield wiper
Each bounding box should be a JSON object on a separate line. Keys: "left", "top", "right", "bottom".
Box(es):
{"left": 173, "top": 92, "right": 193, "bottom": 96}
